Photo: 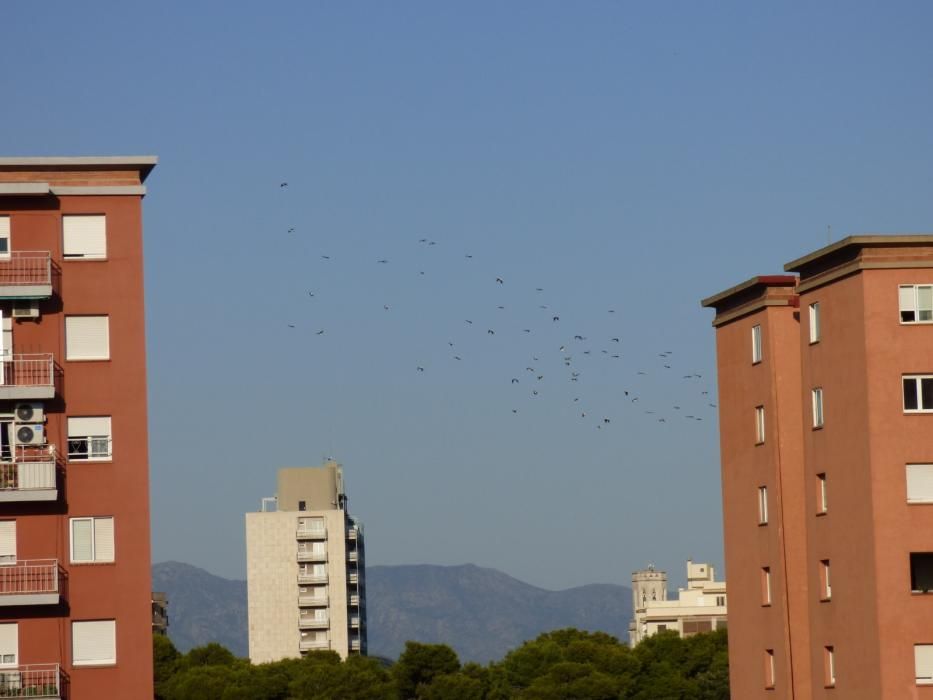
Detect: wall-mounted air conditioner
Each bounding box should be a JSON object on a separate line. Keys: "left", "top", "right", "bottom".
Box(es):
{"left": 15, "top": 423, "right": 45, "bottom": 445}
{"left": 14, "top": 402, "right": 44, "bottom": 423}
{"left": 12, "top": 301, "right": 39, "bottom": 319}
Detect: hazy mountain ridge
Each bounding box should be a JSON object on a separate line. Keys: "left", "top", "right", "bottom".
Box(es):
{"left": 152, "top": 561, "right": 632, "bottom": 663}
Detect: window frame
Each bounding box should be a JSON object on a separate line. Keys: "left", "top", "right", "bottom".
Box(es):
{"left": 817, "top": 473, "right": 828, "bottom": 514}
{"left": 824, "top": 646, "right": 836, "bottom": 687}
{"left": 69, "top": 516, "right": 115, "bottom": 564}
{"left": 755, "top": 406, "right": 766, "bottom": 445}
{"left": 820, "top": 559, "right": 831, "bottom": 601}
{"left": 71, "top": 619, "right": 116, "bottom": 667}
{"left": 758, "top": 486, "right": 768, "bottom": 525}
{"left": 64, "top": 315, "right": 111, "bottom": 362}
{"left": 907, "top": 464, "right": 933, "bottom": 504}
{"left": 0, "top": 216, "right": 10, "bottom": 260}
{"left": 67, "top": 416, "right": 112, "bottom": 462}
{"left": 752, "top": 324, "right": 762, "bottom": 364}
{"left": 812, "top": 387, "right": 824, "bottom": 428}
{"left": 761, "top": 567, "right": 772, "bottom": 606}
{"left": 62, "top": 214, "right": 107, "bottom": 261}
{"left": 809, "top": 302, "right": 821, "bottom": 343}
{"left": 903, "top": 375, "right": 933, "bottom": 413}
{"left": 900, "top": 284, "right": 933, "bottom": 324}
{"left": 765, "top": 649, "right": 775, "bottom": 689}
{"left": 915, "top": 644, "right": 933, "bottom": 685}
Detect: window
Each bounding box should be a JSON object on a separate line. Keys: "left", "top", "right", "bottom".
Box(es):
{"left": 911, "top": 553, "right": 933, "bottom": 593}
{"left": 0, "top": 217, "right": 9, "bottom": 259}
{"left": 298, "top": 500, "right": 306, "bottom": 512}
{"left": 761, "top": 567, "right": 772, "bottom": 605}
{"left": 0, "top": 623, "right": 16, "bottom": 667}
{"left": 715, "top": 595, "right": 726, "bottom": 607}
{"left": 765, "top": 649, "right": 775, "bottom": 689}
{"left": 758, "top": 486, "right": 768, "bottom": 525}
{"left": 900, "top": 285, "right": 933, "bottom": 323}
{"left": 904, "top": 376, "right": 933, "bottom": 412}
{"left": 907, "top": 464, "right": 933, "bottom": 504}
{"left": 0, "top": 521, "right": 14, "bottom": 564}
{"left": 820, "top": 560, "right": 831, "bottom": 600}
{"left": 62, "top": 215, "right": 106, "bottom": 260}
{"left": 809, "top": 302, "right": 821, "bottom": 343}
{"left": 72, "top": 620, "right": 116, "bottom": 666}
{"left": 70, "top": 517, "right": 114, "bottom": 563}
{"left": 65, "top": 316, "right": 110, "bottom": 360}
{"left": 817, "top": 473, "right": 828, "bottom": 514}
{"left": 67, "top": 417, "right": 112, "bottom": 461}
{"left": 812, "top": 388, "right": 824, "bottom": 428}
{"left": 915, "top": 644, "right": 933, "bottom": 685}
{"left": 752, "top": 325, "right": 762, "bottom": 363}
{"left": 755, "top": 406, "right": 766, "bottom": 444}
{"left": 824, "top": 646, "right": 835, "bottom": 687}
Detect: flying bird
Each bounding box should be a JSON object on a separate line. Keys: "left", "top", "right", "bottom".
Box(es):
{"left": 487, "top": 329, "right": 495, "bottom": 335}
{"left": 553, "top": 316, "right": 560, "bottom": 322}
{"left": 417, "top": 367, "right": 425, "bottom": 372}
{"left": 321, "top": 255, "right": 331, "bottom": 260}
{"left": 287, "top": 324, "right": 295, "bottom": 328}
{"left": 288, "top": 228, "right": 295, "bottom": 233}
{"left": 512, "top": 378, "right": 519, "bottom": 384}
{"left": 316, "top": 330, "right": 325, "bottom": 335}
{"left": 454, "top": 356, "right": 462, "bottom": 361}
{"left": 279, "top": 182, "right": 288, "bottom": 187}
{"left": 496, "top": 277, "right": 504, "bottom": 284}
{"left": 377, "top": 259, "right": 388, "bottom": 264}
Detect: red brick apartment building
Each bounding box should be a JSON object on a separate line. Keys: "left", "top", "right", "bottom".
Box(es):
{"left": 0, "top": 157, "right": 157, "bottom": 698}
{"left": 702, "top": 236, "right": 933, "bottom": 699}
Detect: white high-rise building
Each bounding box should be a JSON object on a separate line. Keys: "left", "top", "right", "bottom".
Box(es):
{"left": 246, "top": 462, "right": 366, "bottom": 661}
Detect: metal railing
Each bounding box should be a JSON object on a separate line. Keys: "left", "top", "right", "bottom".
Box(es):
{"left": 297, "top": 573, "right": 328, "bottom": 585}
{"left": 298, "top": 595, "right": 328, "bottom": 607}
{"left": 347, "top": 551, "right": 359, "bottom": 563}
{"left": 349, "top": 639, "right": 361, "bottom": 651}
{"left": 0, "top": 355, "right": 54, "bottom": 389}
{"left": 0, "top": 664, "right": 61, "bottom": 698}
{"left": 298, "top": 616, "right": 329, "bottom": 629}
{"left": 347, "top": 528, "right": 358, "bottom": 540}
{"left": 0, "top": 560, "right": 59, "bottom": 597}
{"left": 299, "top": 638, "right": 330, "bottom": 651}
{"left": 348, "top": 594, "right": 360, "bottom": 606}
{"left": 0, "top": 446, "right": 56, "bottom": 493}
{"left": 0, "top": 252, "right": 52, "bottom": 289}
{"left": 348, "top": 573, "right": 359, "bottom": 585}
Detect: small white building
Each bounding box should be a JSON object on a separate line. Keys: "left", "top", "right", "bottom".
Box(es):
{"left": 628, "top": 560, "right": 727, "bottom": 646}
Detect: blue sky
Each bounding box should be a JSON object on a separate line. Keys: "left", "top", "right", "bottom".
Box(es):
{"left": 4, "top": 2, "right": 933, "bottom": 590}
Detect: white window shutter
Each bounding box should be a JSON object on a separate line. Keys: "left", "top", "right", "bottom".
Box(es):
{"left": 916, "top": 644, "right": 933, "bottom": 682}
{"left": 0, "top": 522, "right": 15, "bottom": 561}
{"left": 68, "top": 417, "right": 111, "bottom": 439}
{"left": 65, "top": 316, "right": 110, "bottom": 360}
{"left": 63, "top": 216, "right": 106, "bottom": 259}
{"left": 900, "top": 286, "right": 916, "bottom": 313}
{"left": 93, "top": 518, "right": 114, "bottom": 563}
{"left": 0, "top": 218, "right": 9, "bottom": 237}
{"left": 71, "top": 519, "right": 93, "bottom": 562}
{"left": 0, "top": 623, "right": 17, "bottom": 665}
{"left": 72, "top": 620, "right": 116, "bottom": 665}
{"left": 907, "top": 465, "right": 933, "bottom": 503}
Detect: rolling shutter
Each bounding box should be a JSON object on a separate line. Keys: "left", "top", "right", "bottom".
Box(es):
{"left": 917, "top": 644, "right": 933, "bottom": 683}
{"left": 0, "top": 623, "right": 17, "bottom": 666}
{"left": 65, "top": 316, "right": 110, "bottom": 360}
{"left": 93, "top": 518, "right": 114, "bottom": 563}
{"left": 67, "top": 417, "right": 111, "bottom": 439}
{"left": 72, "top": 620, "right": 116, "bottom": 665}
{"left": 907, "top": 464, "right": 933, "bottom": 503}
{"left": 900, "top": 285, "right": 916, "bottom": 314}
{"left": 63, "top": 216, "right": 106, "bottom": 259}
{"left": 0, "top": 522, "right": 15, "bottom": 563}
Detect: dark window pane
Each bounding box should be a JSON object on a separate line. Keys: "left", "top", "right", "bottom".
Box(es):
{"left": 911, "top": 552, "right": 933, "bottom": 592}
{"left": 905, "top": 378, "right": 919, "bottom": 410}
{"left": 923, "top": 379, "right": 933, "bottom": 410}
{"left": 903, "top": 310, "right": 917, "bottom": 322}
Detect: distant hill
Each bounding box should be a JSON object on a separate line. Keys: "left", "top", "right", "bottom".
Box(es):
{"left": 152, "top": 561, "right": 632, "bottom": 663}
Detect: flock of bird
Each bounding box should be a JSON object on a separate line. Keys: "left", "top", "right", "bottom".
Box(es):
{"left": 278, "top": 182, "right": 717, "bottom": 431}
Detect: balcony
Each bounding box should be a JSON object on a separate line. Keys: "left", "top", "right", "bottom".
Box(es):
{"left": 347, "top": 527, "right": 358, "bottom": 540}
{"left": 348, "top": 573, "right": 359, "bottom": 585}
{"left": 299, "top": 638, "right": 330, "bottom": 652}
{"left": 297, "top": 572, "right": 328, "bottom": 585}
{"left": 0, "top": 664, "right": 63, "bottom": 699}
{"left": 349, "top": 615, "right": 361, "bottom": 627}
{"left": 0, "top": 446, "right": 58, "bottom": 503}
{"left": 0, "top": 560, "right": 61, "bottom": 606}
{"left": 298, "top": 615, "right": 329, "bottom": 630}
{"left": 297, "top": 550, "right": 327, "bottom": 563}
{"left": 349, "top": 638, "right": 361, "bottom": 652}
{"left": 298, "top": 595, "right": 328, "bottom": 607}
{"left": 347, "top": 550, "right": 359, "bottom": 563}
{"left": 348, "top": 594, "right": 360, "bottom": 607}
{"left": 0, "top": 252, "right": 53, "bottom": 299}
{"left": 0, "top": 355, "right": 55, "bottom": 400}
{"left": 296, "top": 527, "right": 326, "bottom": 540}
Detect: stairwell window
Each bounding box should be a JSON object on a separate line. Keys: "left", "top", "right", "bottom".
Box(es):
{"left": 820, "top": 560, "right": 831, "bottom": 600}
{"left": 809, "top": 302, "right": 821, "bottom": 343}
{"left": 757, "top": 486, "right": 768, "bottom": 525}
{"left": 62, "top": 215, "right": 106, "bottom": 260}
{"left": 70, "top": 517, "right": 114, "bottom": 563}
{"left": 817, "top": 473, "right": 828, "bottom": 514}
{"left": 812, "top": 388, "right": 824, "bottom": 428}
{"left": 761, "top": 567, "right": 772, "bottom": 606}
{"left": 900, "top": 285, "right": 933, "bottom": 323}
{"left": 903, "top": 376, "right": 933, "bottom": 412}
{"left": 67, "top": 417, "right": 112, "bottom": 461}
{"left": 824, "top": 646, "right": 835, "bottom": 687}
{"left": 755, "top": 406, "right": 765, "bottom": 444}
{"left": 764, "top": 649, "right": 775, "bottom": 689}
{"left": 752, "top": 324, "right": 762, "bottom": 364}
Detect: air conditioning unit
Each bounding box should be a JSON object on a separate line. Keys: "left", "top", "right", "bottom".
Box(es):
{"left": 15, "top": 424, "right": 45, "bottom": 446}
{"left": 14, "top": 402, "right": 44, "bottom": 424}
{"left": 12, "top": 301, "right": 39, "bottom": 319}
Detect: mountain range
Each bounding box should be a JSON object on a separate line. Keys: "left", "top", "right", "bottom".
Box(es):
{"left": 152, "top": 561, "right": 633, "bottom": 663}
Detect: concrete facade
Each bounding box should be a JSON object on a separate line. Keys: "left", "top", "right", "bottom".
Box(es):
{"left": 702, "top": 236, "right": 933, "bottom": 698}
{"left": 0, "top": 157, "right": 156, "bottom": 698}
{"left": 629, "top": 561, "right": 727, "bottom": 646}
{"left": 246, "top": 462, "right": 366, "bottom": 662}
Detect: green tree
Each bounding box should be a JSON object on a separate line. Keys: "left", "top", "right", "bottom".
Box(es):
{"left": 153, "top": 634, "right": 181, "bottom": 700}
{"left": 417, "top": 672, "right": 485, "bottom": 700}
{"left": 392, "top": 642, "right": 461, "bottom": 699}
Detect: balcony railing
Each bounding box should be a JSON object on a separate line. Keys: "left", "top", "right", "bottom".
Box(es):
{"left": 0, "top": 252, "right": 53, "bottom": 299}
{"left": 0, "top": 663, "right": 62, "bottom": 698}
{"left": 349, "top": 639, "right": 361, "bottom": 651}
{"left": 348, "top": 573, "right": 359, "bottom": 585}
{"left": 298, "top": 616, "right": 329, "bottom": 630}
{"left": 348, "top": 594, "right": 360, "bottom": 607}
{"left": 297, "top": 573, "right": 328, "bottom": 585}
{"left": 299, "top": 638, "right": 330, "bottom": 651}
{"left": 347, "top": 528, "right": 358, "bottom": 540}
{"left": 296, "top": 527, "right": 326, "bottom": 540}
{"left": 349, "top": 615, "right": 361, "bottom": 627}
{"left": 0, "top": 560, "right": 60, "bottom": 606}
{"left": 297, "top": 550, "right": 327, "bottom": 563}
{"left": 0, "top": 446, "right": 57, "bottom": 503}
{"left": 347, "top": 551, "right": 359, "bottom": 563}
{"left": 0, "top": 355, "right": 55, "bottom": 400}
{"left": 298, "top": 595, "right": 328, "bottom": 607}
